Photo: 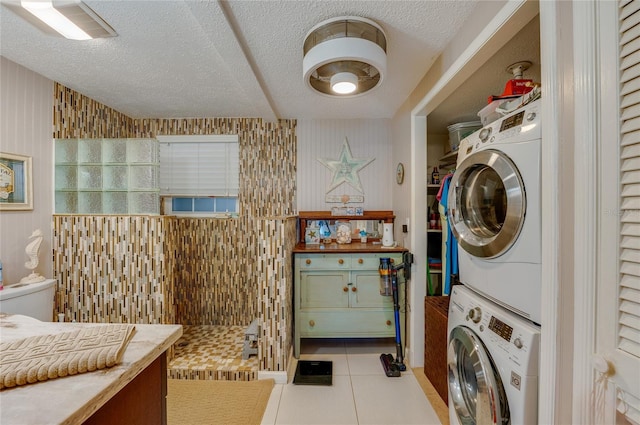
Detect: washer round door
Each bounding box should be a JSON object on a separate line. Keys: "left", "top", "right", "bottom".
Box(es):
{"left": 447, "top": 149, "right": 525, "bottom": 259}
{"left": 448, "top": 325, "right": 509, "bottom": 425}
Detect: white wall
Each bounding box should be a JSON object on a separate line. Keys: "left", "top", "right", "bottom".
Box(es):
{"left": 296, "top": 119, "right": 392, "bottom": 212}
{"left": 0, "top": 57, "right": 54, "bottom": 284}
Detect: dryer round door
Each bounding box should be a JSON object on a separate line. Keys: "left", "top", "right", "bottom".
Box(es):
{"left": 448, "top": 325, "right": 509, "bottom": 425}
{"left": 447, "top": 149, "right": 525, "bottom": 258}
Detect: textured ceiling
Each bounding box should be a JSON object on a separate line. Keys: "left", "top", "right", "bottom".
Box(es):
{"left": 0, "top": 0, "right": 480, "bottom": 125}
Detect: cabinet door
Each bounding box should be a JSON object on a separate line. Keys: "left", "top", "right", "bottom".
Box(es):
{"left": 299, "top": 271, "right": 349, "bottom": 308}
{"left": 351, "top": 271, "right": 394, "bottom": 309}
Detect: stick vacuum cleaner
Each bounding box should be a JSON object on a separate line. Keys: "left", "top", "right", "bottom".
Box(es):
{"left": 379, "top": 255, "right": 411, "bottom": 377}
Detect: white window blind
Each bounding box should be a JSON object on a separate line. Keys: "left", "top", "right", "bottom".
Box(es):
{"left": 157, "top": 135, "right": 239, "bottom": 197}
{"left": 618, "top": 0, "right": 640, "bottom": 421}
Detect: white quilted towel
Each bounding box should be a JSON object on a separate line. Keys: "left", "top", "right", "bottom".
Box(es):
{"left": 0, "top": 324, "right": 136, "bottom": 389}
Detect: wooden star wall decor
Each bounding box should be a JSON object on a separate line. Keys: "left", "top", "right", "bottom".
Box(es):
{"left": 317, "top": 138, "right": 375, "bottom": 194}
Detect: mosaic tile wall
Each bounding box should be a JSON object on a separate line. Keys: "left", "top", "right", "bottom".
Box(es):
{"left": 131, "top": 117, "right": 297, "bottom": 219}
{"left": 256, "top": 217, "right": 297, "bottom": 372}
{"left": 172, "top": 217, "right": 256, "bottom": 326}
{"left": 52, "top": 83, "right": 297, "bottom": 372}
{"left": 52, "top": 215, "right": 177, "bottom": 324}
{"left": 53, "top": 82, "right": 133, "bottom": 139}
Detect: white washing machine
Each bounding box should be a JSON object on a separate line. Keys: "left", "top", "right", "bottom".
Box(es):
{"left": 448, "top": 284, "right": 540, "bottom": 425}
{"left": 448, "top": 99, "right": 541, "bottom": 324}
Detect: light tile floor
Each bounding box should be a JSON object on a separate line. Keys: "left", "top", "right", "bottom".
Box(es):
{"left": 261, "top": 338, "right": 447, "bottom": 425}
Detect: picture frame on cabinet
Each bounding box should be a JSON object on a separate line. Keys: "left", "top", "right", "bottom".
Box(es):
{"left": 0, "top": 152, "right": 33, "bottom": 211}
{"left": 304, "top": 226, "right": 321, "bottom": 244}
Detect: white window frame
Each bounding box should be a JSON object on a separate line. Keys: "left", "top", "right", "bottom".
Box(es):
{"left": 157, "top": 134, "right": 239, "bottom": 218}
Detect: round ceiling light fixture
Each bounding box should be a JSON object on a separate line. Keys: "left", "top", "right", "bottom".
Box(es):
{"left": 303, "top": 16, "right": 387, "bottom": 97}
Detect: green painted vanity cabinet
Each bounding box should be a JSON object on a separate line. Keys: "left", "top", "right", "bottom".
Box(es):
{"left": 294, "top": 252, "right": 405, "bottom": 358}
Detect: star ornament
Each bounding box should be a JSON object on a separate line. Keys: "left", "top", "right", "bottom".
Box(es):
{"left": 317, "top": 138, "right": 375, "bottom": 194}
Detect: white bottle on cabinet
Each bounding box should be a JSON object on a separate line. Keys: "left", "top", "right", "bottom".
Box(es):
{"left": 382, "top": 223, "right": 394, "bottom": 247}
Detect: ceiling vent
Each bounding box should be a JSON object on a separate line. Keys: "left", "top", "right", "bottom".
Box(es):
{"left": 303, "top": 16, "right": 387, "bottom": 97}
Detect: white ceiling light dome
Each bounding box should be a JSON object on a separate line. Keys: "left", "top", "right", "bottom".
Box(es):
{"left": 303, "top": 16, "right": 387, "bottom": 97}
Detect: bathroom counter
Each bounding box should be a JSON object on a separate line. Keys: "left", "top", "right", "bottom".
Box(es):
{"left": 0, "top": 314, "right": 182, "bottom": 425}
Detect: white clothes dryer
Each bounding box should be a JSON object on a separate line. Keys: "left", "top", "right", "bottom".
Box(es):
{"left": 448, "top": 284, "right": 540, "bottom": 425}
{"left": 448, "top": 99, "right": 541, "bottom": 324}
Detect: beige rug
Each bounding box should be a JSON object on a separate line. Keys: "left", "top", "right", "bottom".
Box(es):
{"left": 167, "top": 378, "right": 275, "bottom": 425}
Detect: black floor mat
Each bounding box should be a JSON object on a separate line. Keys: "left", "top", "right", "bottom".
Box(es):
{"left": 293, "top": 360, "right": 333, "bottom": 385}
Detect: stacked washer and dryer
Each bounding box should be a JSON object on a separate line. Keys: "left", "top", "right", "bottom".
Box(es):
{"left": 445, "top": 99, "right": 542, "bottom": 425}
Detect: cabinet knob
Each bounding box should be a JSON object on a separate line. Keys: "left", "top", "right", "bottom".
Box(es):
{"left": 386, "top": 320, "right": 392, "bottom": 326}
{"left": 351, "top": 287, "right": 357, "bottom": 292}
{"left": 306, "top": 259, "right": 311, "bottom": 265}
{"left": 343, "top": 287, "right": 349, "bottom": 292}
{"left": 309, "top": 320, "right": 315, "bottom": 327}
{"left": 338, "top": 258, "right": 344, "bottom": 264}
{"left": 358, "top": 258, "right": 363, "bottom": 264}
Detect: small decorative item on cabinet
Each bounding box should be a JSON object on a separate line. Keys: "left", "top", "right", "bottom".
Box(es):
{"left": 305, "top": 226, "right": 320, "bottom": 244}
{"left": 335, "top": 221, "right": 352, "bottom": 244}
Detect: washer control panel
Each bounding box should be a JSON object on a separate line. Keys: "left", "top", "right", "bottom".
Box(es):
{"left": 452, "top": 285, "right": 541, "bottom": 375}
{"left": 489, "top": 315, "right": 514, "bottom": 342}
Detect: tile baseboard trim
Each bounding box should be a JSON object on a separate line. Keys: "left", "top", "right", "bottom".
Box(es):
{"left": 258, "top": 370, "right": 288, "bottom": 384}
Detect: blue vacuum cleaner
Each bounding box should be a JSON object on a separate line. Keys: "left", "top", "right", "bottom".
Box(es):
{"left": 379, "top": 254, "right": 412, "bottom": 377}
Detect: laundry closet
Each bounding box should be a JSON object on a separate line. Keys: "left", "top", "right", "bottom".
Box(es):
{"left": 421, "top": 10, "right": 542, "bottom": 419}
{"left": 425, "top": 15, "right": 541, "bottom": 293}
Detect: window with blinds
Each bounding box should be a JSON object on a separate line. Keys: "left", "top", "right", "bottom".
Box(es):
{"left": 157, "top": 135, "right": 239, "bottom": 215}
{"left": 618, "top": 0, "right": 640, "bottom": 421}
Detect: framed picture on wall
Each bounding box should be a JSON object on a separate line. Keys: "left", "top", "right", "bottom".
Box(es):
{"left": 0, "top": 152, "right": 33, "bottom": 211}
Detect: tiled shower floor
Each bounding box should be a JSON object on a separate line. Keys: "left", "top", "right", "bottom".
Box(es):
{"left": 168, "top": 325, "right": 259, "bottom": 381}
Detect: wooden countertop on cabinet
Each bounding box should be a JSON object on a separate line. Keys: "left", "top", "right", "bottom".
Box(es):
{"left": 293, "top": 242, "right": 407, "bottom": 253}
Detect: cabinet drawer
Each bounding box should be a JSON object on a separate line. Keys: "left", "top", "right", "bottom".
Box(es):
{"left": 298, "top": 311, "right": 395, "bottom": 337}
{"left": 296, "top": 254, "right": 351, "bottom": 269}
{"left": 351, "top": 253, "right": 403, "bottom": 270}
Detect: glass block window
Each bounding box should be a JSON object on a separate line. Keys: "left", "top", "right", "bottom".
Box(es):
{"left": 54, "top": 138, "right": 159, "bottom": 214}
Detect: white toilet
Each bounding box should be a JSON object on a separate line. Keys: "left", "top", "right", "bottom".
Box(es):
{"left": 0, "top": 279, "right": 56, "bottom": 321}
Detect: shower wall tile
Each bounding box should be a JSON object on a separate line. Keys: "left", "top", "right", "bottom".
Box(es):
{"left": 53, "top": 83, "right": 297, "bottom": 372}
{"left": 256, "top": 217, "right": 296, "bottom": 372}
{"left": 52, "top": 215, "right": 176, "bottom": 325}
{"left": 130, "top": 117, "right": 297, "bottom": 218}
{"left": 54, "top": 83, "right": 133, "bottom": 139}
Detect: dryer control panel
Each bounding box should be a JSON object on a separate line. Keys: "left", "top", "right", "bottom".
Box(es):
{"left": 457, "top": 99, "right": 541, "bottom": 166}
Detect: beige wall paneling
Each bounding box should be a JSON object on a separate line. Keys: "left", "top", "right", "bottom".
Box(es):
{"left": 0, "top": 57, "right": 54, "bottom": 285}
{"left": 297, "top": 119, "right": 392, "bottom": 211}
